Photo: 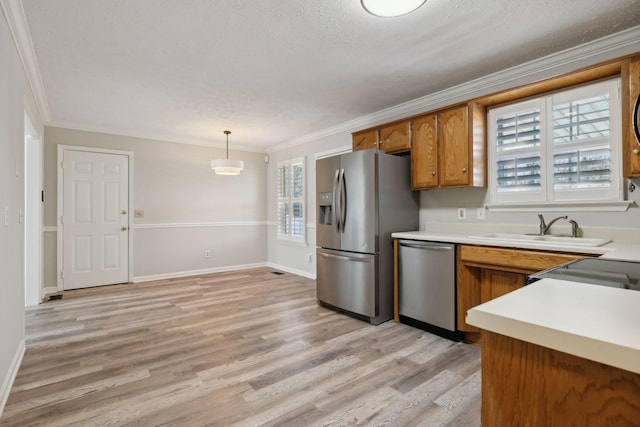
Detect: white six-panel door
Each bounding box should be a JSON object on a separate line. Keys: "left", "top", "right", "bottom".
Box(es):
{"left": 61, "top": 149, "right": 130, "bottom": 289}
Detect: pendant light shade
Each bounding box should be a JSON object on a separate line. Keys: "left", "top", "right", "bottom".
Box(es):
{"left": 211, "top": 130, "right": 244, "bottom": 175}
{"left": 361, "top": 0, "right": 426, "bottom": 17}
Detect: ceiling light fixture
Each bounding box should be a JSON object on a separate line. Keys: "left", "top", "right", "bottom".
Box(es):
{"left": 211, "top": 130, "right": 244, "bottom": 175}
{"left": 361, "top": 0, "right": 427, "bottom": 17}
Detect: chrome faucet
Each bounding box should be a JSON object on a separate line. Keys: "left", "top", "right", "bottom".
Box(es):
{"left": 538, "top": 214, "right": 567, "bottom": 235}
{"left": 568, "top": 220, "right": 579, "bottom": 238}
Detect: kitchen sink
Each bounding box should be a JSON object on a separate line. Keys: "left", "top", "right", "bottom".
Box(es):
{"left": 470, "top": 233, "right": 611, "bottom": 247}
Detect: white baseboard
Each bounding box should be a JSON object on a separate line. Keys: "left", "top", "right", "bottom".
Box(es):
{"left": 134, "top": 263, "right": 316, "bottom": 283}
{"left": 0, "top": 339, "right": 25, "bottom": 418}
{"left": 42, "top": 286, "right": 59, "bottom": 301}
{"left": 268, "top": 263, "right": 316, "bottom": 280}
{"left": 133, "top": 263, "right": 269, "bottom": 282}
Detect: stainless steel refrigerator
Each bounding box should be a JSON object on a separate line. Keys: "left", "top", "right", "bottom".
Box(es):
{"left": 316, "top": 149, "right": 419, "bottom": 324}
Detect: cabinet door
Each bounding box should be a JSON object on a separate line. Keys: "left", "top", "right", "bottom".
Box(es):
{"left": 439, "top": 106, "right": 469, "bottom": 187}
{"left": 352, "top": 129, "right": 378, "bottom": 151}
{"left": 624, "top": 57, "right": 640, "bottom": 176}
{"left": 411, "top": 114, "right": 438, "bottom": 189}
{"left": 379, "top": 121, "right": 411, "bottom": 153}
{"left": 480, "top": 269, "right": 527, "bottom": 303}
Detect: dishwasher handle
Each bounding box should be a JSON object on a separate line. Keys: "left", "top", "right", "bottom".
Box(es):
{"left": 398, "top": 242, "right": 454, "bottom": 251}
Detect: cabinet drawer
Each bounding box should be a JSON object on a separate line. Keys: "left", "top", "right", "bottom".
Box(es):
{"left": 460, "top": 245, "right": 586, "bottom": 274}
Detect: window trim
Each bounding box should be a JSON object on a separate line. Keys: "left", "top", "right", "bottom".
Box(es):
{"left": 487, "top": 78, "right": 624, "bottom": 210}
{"left": 276, "top": 157, "right": 306, "bottom": 244}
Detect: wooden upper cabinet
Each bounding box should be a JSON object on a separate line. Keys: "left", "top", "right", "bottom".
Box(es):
{"left": 439, "top": 106, "right": 469, "bottom": 187}
{"left": 410, "top": 103, "right": 485, "bottom": 190}
{"left": 379, "top": 120, "right": 411, "bottom": 153}
{"left": 623, "top": 56, "right": 640, "bottom": 177}
{"left": 411, "top": 114, "right": 438, "bottom": 189}
{"left": 352, "top": 129, "right": 378, "bottom": 151}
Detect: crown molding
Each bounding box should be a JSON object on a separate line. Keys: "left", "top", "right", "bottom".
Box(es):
{"left": 46, "top": 120, "right": 267, "bottom": 153}
{"left": 0, "top": 0, "right": 50, "bottom": 122}
{"left": 269, "top": 25, "right": 640, "bottom": 154}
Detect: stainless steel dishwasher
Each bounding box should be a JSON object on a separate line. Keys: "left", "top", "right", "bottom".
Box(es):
{"left": 398, "top": 240, "right": 459, "bottom": 340}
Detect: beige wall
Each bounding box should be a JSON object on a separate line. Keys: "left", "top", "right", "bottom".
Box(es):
{"left": 43, "top": 127, "right": 268, "bottom": 286}
{"left": 0, "top": 10, "right": 44, "bottom": 413}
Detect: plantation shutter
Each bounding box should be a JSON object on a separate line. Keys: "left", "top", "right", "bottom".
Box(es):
{"left": 552, "top": 93, "right": 612, "bottom": 191}
{"left": 277, "top": 158, "right": 305, "bottom": 242}
{"left": 495, "top": 108, "right": 542, "bottom": 193}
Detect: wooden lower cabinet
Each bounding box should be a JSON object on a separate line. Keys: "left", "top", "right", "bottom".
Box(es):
{"left": 481, "top": 331, "right": 640, "bottom": 426}
{"left": 480, "top": 269, "right": 527, "bottom": 303}
{"left": 457, "top": 245, "right": 591, "bottom": 332}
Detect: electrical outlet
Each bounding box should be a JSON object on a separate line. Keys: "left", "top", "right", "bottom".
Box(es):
{"left": 457, "top": 208, "right": 466, "bottom": 220}
{"left": 204, "top": 250, "right": 211, "bottom": 258}
{"left": 307, "top": 253, "right": 312, "bottom": 263}
{"left": 476, "top": 207, "right": 485, "bottom": 220}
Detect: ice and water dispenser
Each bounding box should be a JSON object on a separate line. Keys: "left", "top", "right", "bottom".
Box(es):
{"left": 318, "top": 192, "right": 333, "bottom": 226}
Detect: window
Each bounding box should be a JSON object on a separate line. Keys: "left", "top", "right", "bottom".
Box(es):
{"left": 277, "top": 157, "right": 305, "bottom": 243}
{"left": 488, "top": 79, "right": 622, "bottom": 206}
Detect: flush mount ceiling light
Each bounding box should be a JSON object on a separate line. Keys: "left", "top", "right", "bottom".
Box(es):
{"left": 361, "top": 0, "right": 427, "bottom": 17}
{"left": 211, "top": 130, "right": 244, "bottom": 175}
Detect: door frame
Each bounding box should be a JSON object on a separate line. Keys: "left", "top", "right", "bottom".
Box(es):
{"left": 24, "top": 112, "right": 42, "bottom": 305}
{"left": 57, "top": 145, "right": 134, "bottom": 291}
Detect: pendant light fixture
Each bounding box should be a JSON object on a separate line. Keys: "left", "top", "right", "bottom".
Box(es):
{"left": 361, "top": 0, "right": 427, "bottom": 17}
{"left": 211, "top": 130, "right": 244, "bottom": 175}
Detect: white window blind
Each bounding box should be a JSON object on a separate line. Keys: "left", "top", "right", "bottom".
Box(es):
{"left": 277, "top": 157, "right": 305, "bottom": 243}
{"left": 488, "top": 78, "right": 621, "bottom": 206}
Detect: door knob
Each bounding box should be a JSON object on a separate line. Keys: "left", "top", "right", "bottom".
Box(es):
{"left": 121, "top": 226, "right": 128, "bottom": 231}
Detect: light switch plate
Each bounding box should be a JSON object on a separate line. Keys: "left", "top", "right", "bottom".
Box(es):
{"left": 477, "top": 207, "right": 485, "bottom": 220}
{"left": 457, "top": 208, "right": 466, "bottom": 220}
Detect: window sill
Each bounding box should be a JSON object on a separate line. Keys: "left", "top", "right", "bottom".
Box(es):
{"left": 276, "top": 237, "right": 308, "bottom": 247}
{"left": 486, "top": 200, "right": 635, "bottom": 213}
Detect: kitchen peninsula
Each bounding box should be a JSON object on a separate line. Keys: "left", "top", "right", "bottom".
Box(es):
{"left": 467, "top": 279, "right": 640, "bottom": 426}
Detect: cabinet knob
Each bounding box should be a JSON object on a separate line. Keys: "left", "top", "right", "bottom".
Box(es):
{"left": 432, "top": 171, "right": 436, "bottom": 176}
{"left": 462, "top": 167, "right": 467, "bottom": 173}
{"left": 121, "top": 210, "right": 127, "bottom": 215}
{"left": 633, "top": 148, "right": 639, "bottom": 155}
{"left": 121, "top": 226, "right": 128, "bottom": 231}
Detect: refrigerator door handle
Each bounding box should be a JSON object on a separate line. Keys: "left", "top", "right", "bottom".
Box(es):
{"left": 319, "top": 252, "right": 369, "bottom": 262}
{"left": 332, "top": 169, "right": 341, "bottom": 233}
{"left": 339, "top": 168, "right": 346, "bottom": 234}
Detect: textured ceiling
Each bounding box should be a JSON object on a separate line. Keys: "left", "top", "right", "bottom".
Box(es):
{"left": 18, "top": 0, "right": 640, "bottom": 151}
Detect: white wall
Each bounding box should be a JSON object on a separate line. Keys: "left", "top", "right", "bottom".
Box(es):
{"left": 42, "top": 127, "right": 268, "bottom": 286}
{"left": 0, "top": 8, "right": 44, "bottom": 415}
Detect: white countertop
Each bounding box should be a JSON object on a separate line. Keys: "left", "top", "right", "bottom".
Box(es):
{"left": 391, "top": 230, "right": 640, "bottom": 260}
{"left": 466, "top": 278, "right": 640, "bottom": 374}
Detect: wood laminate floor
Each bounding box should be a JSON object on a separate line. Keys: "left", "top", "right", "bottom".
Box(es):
{"left": 1, "top": 268, "right": 481, "bottom": 426}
